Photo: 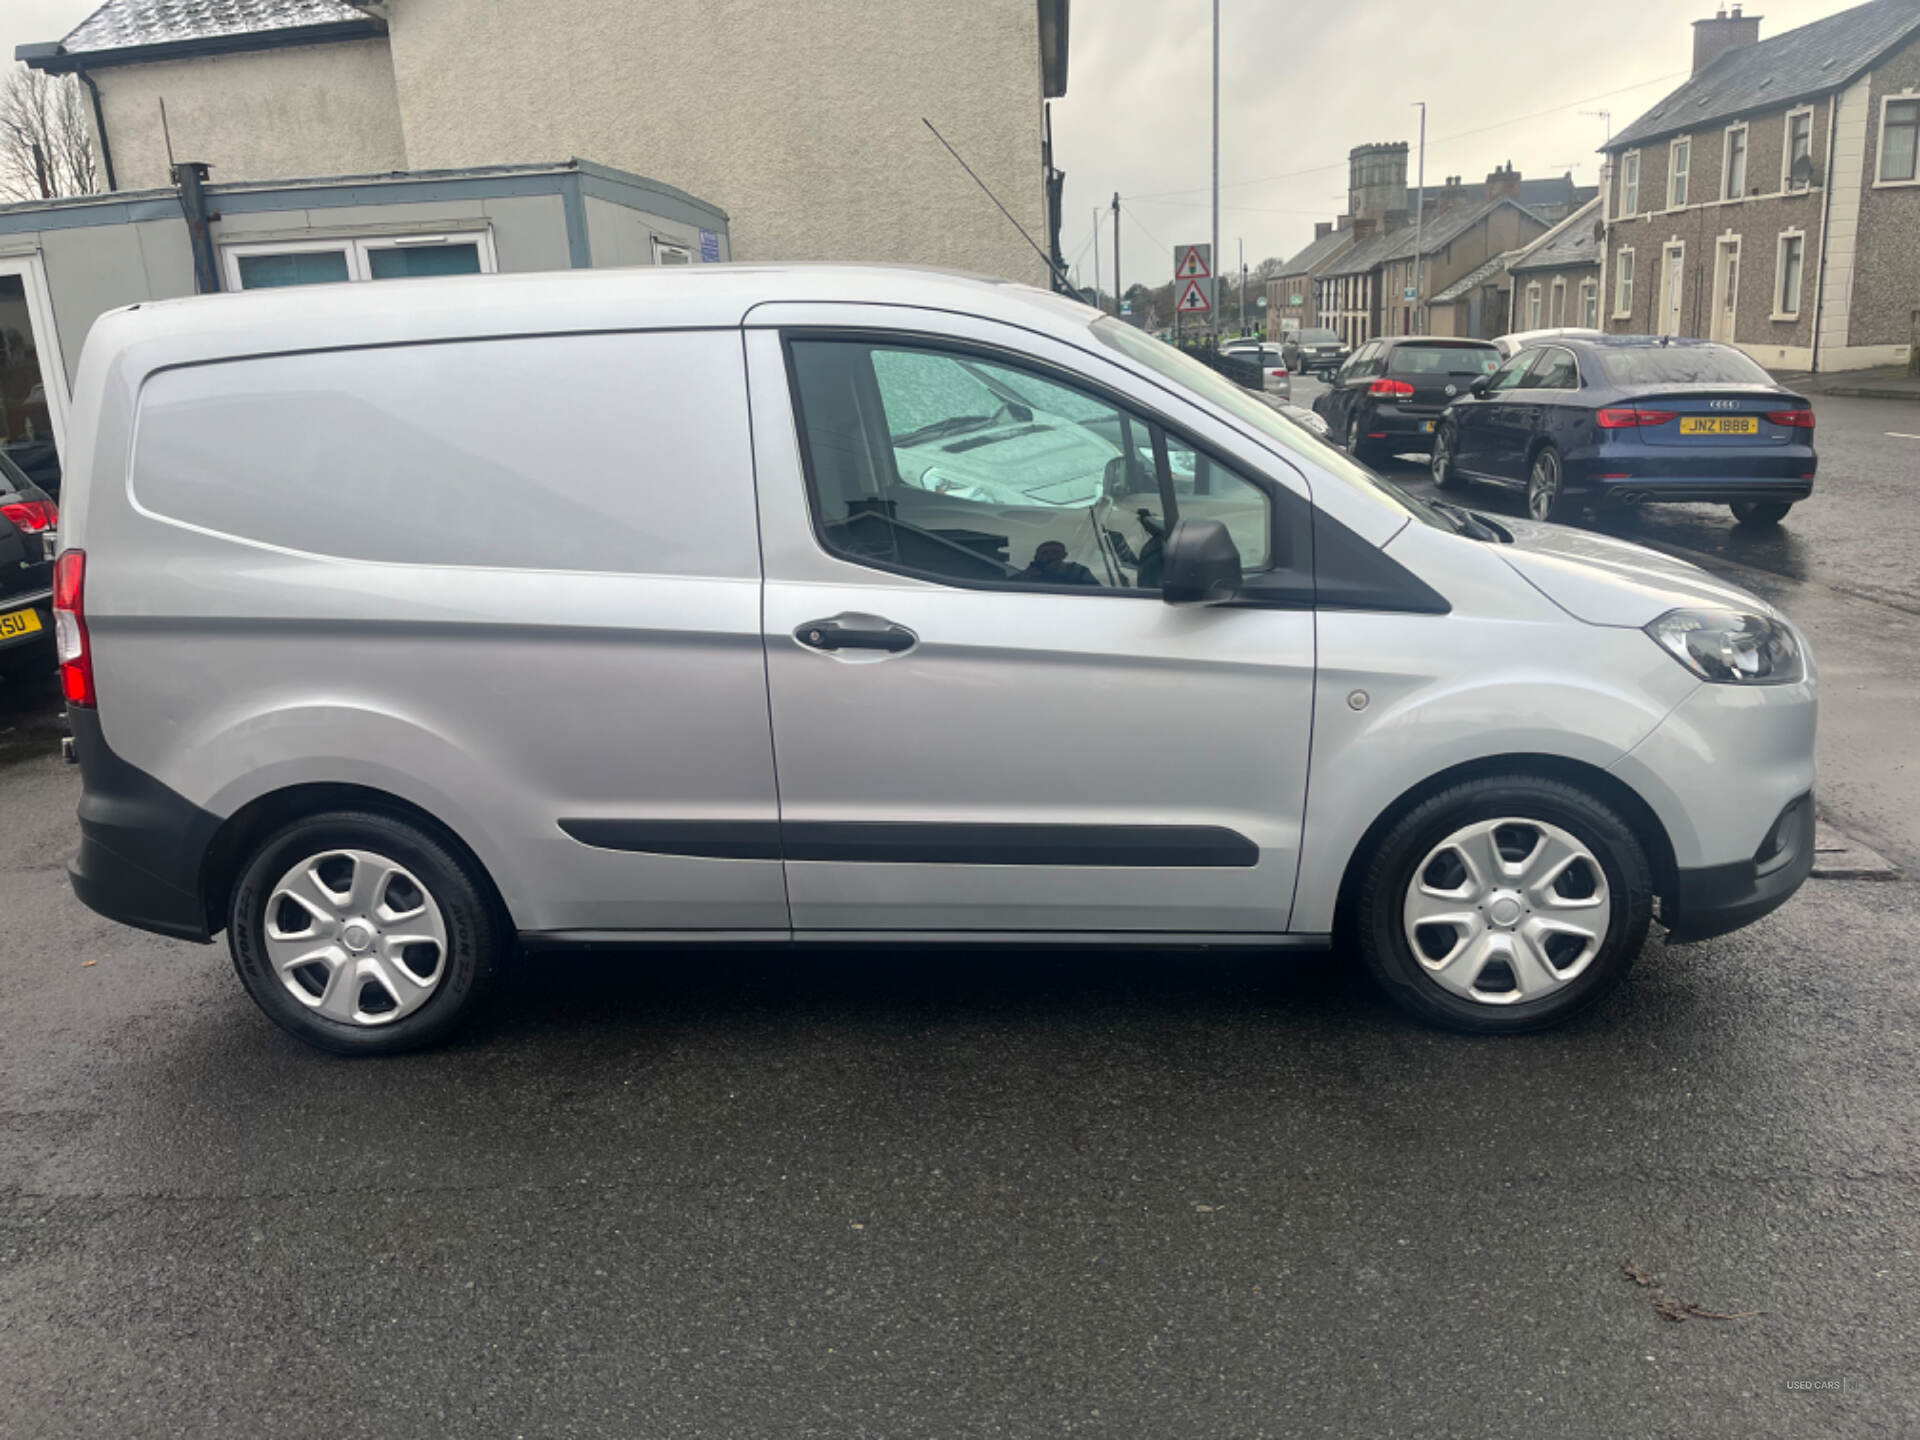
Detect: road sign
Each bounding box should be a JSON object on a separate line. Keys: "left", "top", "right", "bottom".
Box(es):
{"left": 1289, "top": 293, "right": 1304, "bottom": 305}
{"left": 1176, "top": 277, "right": 1213, "bottom": 314}
{"left": 1174, "top": 244, "right": 1212, "bottom": 280}
{"left": 1403, "top": 286, "right": 1418, "bottom": 301}
{"left": 1120, "top": 301, "right": 1132, "bottom": 315}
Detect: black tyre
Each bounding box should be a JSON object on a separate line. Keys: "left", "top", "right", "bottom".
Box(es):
{"left": 1526, "top": 446, "right": 1570, "bottom": 523}
{"left": 228, "top": 809, "right": 504, "bottom": 1055}
{"left": 1430, "top": 426, "right": 1467, "bottom": 490}
{"left": 1352, "top": 775, "right": 1653, "bottom": 1034}
{"left": 1730, "top": 500, "right": 1793, "bottom": 527}
{"left": 1346, "top": 412, "right": 1377, "bottom": 463}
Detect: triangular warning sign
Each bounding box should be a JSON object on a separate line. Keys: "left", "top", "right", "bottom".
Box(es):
{"left": 1176, "top": 245, "right": 1211, "bottom": 279}
{"left": 1176, "top": 278, "right": 1212, "bottom": 313}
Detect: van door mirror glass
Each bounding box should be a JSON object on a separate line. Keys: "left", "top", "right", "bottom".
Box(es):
{"left": 1468, "top": 375, "right": 1490, "bottom": 397}
{"left": 1160, "top": 518, "right": 1243, "bottom": 606}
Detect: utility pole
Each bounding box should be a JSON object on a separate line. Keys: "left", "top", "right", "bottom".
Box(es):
{"left": 1239, "top": 237, "right": 1246, "bottom": 337}
{"left": 1112, "top": 192, "right": 1121, "bottom": 322}
{"left": 1091, "top": 206, "right": 1101, "bottom": 310}
{"left": 1412, "top": 101, "right": 1426, "bottom": 336}
{"left": 1211, "top": 0, "right": 1220, "bottom": 340}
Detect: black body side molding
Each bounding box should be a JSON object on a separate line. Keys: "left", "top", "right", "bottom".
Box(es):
{"left": 559, "top": 819, "right": 1260, "bottom": 868}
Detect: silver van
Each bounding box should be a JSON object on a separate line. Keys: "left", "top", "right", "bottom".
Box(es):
{"left": 58, "top": 266, "right": 1817, "bottom": 1053}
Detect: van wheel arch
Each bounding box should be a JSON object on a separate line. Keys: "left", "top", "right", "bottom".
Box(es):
{"left": 200, "top": 782, "right": 513, "bottom": 941}
{"left": 1333, "top": 754, "right": 1678, "bottom": 935}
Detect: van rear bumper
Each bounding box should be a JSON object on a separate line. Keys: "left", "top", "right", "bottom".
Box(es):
{"left": 67, "top": 709, "right": 217, "bottom": 944}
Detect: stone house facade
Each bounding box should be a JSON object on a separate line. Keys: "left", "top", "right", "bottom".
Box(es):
{"left": 1265, "top": 222, "right": 1353, "bottom": 337}
{"left": 1507, "top": 198, "right": 1605, "bottom": 333}
{"left": 1601, "top": 0, "right": 1920, "bottom": 371}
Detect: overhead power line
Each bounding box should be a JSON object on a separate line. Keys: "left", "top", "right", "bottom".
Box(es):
{"left": 1121, "top": 68, "right": 1689, "bottom": 204}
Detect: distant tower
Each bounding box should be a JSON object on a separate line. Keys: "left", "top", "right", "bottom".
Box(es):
{"left": 1348, "top": 142, "right": 1410, "bottom": 222}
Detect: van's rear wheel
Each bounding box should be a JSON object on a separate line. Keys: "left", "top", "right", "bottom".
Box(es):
{"left": 228, "top": 810, "right": 502, "bottom": 1055}
{"left": 1353, "top": 775, "right": 1652, "bottom": 1033}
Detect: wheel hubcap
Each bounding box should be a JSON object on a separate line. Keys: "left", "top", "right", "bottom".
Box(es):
{"left": 263, "top": 848, "right": 449, "bottom": 1026}
{"left": 1529, "top": 458, "right": 1558, "bottom": 520}
{"left": 1402, "top": 817, "right": 1610, "bottom": 1006}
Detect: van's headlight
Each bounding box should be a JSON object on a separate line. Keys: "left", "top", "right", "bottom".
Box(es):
{"left": 1646, "top": 608, "right": 1803, "bottom": 684}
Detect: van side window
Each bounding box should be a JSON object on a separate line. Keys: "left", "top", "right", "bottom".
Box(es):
{"left": 786, "top": 338, "right": 1277, "bottom": 593}
{"left": 130, "top": 332, "right": 761, "bottom": 576}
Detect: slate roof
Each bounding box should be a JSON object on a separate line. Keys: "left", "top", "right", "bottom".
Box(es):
{"left": 1610, "top": 0, "right": 1920, "bottom": 150}
{"left": 1509, "top": 198, "right": 1604, "bottom": 273}
{"left": 1277, "top": 226, "right": 1356, "bottom": 278}
{"left": 1430, "top": 250, "right": 1528, "bottom": 305}
{"left": 1406, "top": 176, "right": 1596, "bottom": 217}
{"left": 47, "top": 0, "right": 376, "bottom": 57}
{"left": 1319, "top": 222, "right": 1410, "bottom": 279}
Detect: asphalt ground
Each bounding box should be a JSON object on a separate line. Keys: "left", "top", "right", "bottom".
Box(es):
{"left": 2, "top": 390, "right": 1916, "bottom": 1438}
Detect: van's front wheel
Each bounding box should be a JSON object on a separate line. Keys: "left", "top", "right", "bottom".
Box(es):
{"left": 228, "top": 810, "right": 503, "bottom": 1055}
{"left": 1353, "top": 776, "right": 1652, "bottom": 1033}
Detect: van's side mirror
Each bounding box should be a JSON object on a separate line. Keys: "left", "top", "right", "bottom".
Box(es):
{"left": 1468, "top": 376, "right": 1491, "bottom": 397}
{"left": 1160, "top": 519, "right": 1243, "bottom": 607}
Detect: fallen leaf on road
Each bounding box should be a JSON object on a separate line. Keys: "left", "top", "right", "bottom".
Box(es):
{"left": 81, "top": 960, "right": 97, "bottom": 968}
{"left": 1622, "top": 1260, "right": 1659, "bottom": 1287}
{"left": 1194, "top": 1204, "right": 1222, "bottom": 1213}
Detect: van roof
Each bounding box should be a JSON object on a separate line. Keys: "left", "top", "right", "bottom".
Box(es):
{"left": 83, "top": 264, "right": 1103, "bottom": 375}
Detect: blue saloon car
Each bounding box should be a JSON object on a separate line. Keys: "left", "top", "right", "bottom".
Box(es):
{"left": 1430, "top": 336, "right": 1816, "bottom": 527}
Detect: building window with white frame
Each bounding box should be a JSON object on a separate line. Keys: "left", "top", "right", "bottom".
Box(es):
{"left": 1622, "top": 151, "right": 1640, "bottom": 215}
{"left": 1550, "top": 277, "right": 1566, "bottom": 326}
{"left": 1580, "top": 279, "right": 1599, "bottom": 328}
{"left": 1669, "top": 137, "right": 1691, "bottom": 208}
{"left": 1724, "top": 122, "right": 1748, "bottom": 199}
{"left": 1526, "top": 282, "right": 1542, "bottom": 330}
{"left": 1615, "top": 247, "right": 1635, "bottom": 316}
{"left": 1784, "top": 108, "right": 1814, "bottom": 188}
{"left": 1879, "top": 96, "right": 1919, "bottom": 184}
{"left": 222, "top": 232, "right": 496, "bottom": 290}
{"left": 1775, "top": 232, "right": 1805, "bottom": 317}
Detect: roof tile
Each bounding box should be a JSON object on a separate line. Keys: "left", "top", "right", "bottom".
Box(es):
{"left": 60, "top": 0, "right": 372, "bottom": 54}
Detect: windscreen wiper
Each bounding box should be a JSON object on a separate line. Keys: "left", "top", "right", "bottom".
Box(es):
{"left": 1430, "top": 499, "right": 1506, "bottom": 543}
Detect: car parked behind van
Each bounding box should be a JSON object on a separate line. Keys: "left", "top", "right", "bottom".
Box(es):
{"left": 57, "top": 267, "right": 1816, "bottom": 1053}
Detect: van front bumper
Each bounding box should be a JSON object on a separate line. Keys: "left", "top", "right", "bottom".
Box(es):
{"left": 1663, "top": 792, "right": 1815, "bottom": 942}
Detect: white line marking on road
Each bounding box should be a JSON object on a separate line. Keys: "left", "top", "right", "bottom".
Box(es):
{"left": 1889, "top": 432, "right": 1920, "bottom": 440}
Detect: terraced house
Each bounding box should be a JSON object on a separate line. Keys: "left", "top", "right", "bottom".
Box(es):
{"left": 1602, "top": 0, "right": 1920, "bottom": 372}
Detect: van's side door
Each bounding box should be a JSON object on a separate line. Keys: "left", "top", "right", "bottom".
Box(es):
{"left": 741, "top": 313, "right": 1317, "bottom": 938}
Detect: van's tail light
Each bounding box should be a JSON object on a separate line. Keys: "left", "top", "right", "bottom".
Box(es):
{"left": 1369, "top": 378, "right": 1415, "bottom": 397}
{"left": 0, "top": 499, "right": 57, "bottom": 534}
{"left": 1596, "top": 407, "right": 1678, "bottom": 428}
{"left": 1271, "top": 366, "right": 1289, "bottom": 378}
{"left": 1767, "top": 408, "right": 1816, "bottom": 429}
{"left": 53, "top": 549, "right": 93, "bottom": 708}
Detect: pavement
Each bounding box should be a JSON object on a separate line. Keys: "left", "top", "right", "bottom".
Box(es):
{"left": 1773, "top": 365, "right": 1920, "bottom": 402}
{"left": 4, "top": 388, "right": 1920, "bottom": 1438}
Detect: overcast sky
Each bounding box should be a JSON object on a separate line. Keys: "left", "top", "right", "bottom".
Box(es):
{"left": 1049, "top": 0, "right": 1869, "bottom": 296}
{"left": 5, "top": 0, "right": 1875, "bottom": 294}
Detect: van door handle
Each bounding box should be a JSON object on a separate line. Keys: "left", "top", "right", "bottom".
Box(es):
{"left": 795, "top": 619, "right": 917, "bottom": 653}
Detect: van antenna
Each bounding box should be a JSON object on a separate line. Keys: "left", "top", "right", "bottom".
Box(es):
{"left": 159, "top": 96, "right": 176, "bottom": 173}
{"left": 922, "top": 118, "right": 1072, "bottom": 291}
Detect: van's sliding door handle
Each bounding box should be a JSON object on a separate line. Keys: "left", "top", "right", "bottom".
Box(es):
{"left": 795, "top": 619, "right": 917, "bottom": 654}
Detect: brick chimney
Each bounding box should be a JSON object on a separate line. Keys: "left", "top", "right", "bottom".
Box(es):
{"left": 1383, "top": 208, "right": 1409, "bottom": 234}
{"left": 1438, "top": 175, "right": 1466, "bottom": 210}
{"left": 1349, "top": 216, "right": 1380, "bottom": 239}
{"left": 1485, "top": 163, "right": 1522, "bottom": 201}
{"left": 1314, "top": 221, "right": 1333, "bottom": 239}
{"left": 1693, "top": 4, "right": 1762, "bottom": 76}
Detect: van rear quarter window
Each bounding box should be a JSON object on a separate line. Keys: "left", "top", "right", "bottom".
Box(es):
{"left": 129, "top": 332, "right": 759, "bottom": 576}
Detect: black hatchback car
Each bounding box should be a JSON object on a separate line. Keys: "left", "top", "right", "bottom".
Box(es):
{"left": 1431, "top": 336, "right": 1816, "bottom": 526}
{"left": 1312, "top": 336, "right": 1501, "bottom": 463}
{"left": 1281, "top": 328, "right": 1350, "bottom": 378}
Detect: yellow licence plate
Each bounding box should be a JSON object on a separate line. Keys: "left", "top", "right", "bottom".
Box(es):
{"left": 0, "top": 607, "right": 43, "bottom": 640}
{"left": 1680, "top": 416, "right": 1758, "bottom": 435}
